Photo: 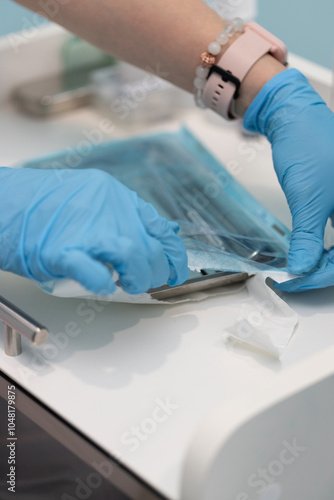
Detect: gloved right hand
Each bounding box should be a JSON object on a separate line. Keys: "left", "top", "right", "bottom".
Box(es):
{"left": 244, "top": 68, "right": 334, "bottom": 278}
{"left": 0, "top": 167, "right": 189, "bottom": 295}
{"left": 273, "top": 247, "right": 334, "bottom": 293}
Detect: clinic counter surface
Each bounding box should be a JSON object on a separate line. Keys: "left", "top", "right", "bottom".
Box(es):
{"left": 1, "top": 27, "right": 334, "bottom": 499}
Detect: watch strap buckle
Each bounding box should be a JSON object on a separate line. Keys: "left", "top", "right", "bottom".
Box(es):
{"left": 207, "top": 66, "right": 241, "bottom": 99}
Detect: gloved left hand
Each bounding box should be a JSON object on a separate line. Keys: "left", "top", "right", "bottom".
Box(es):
{"left": 244, "top": 68, "right": 334, "bottom": 291}
{"left": 0, "top": 167, "right": 189, "bottom": 295}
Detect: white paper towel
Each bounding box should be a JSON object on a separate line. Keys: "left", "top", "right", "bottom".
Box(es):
{"left": 224, "top": 274, "right": 298, "bottom": 358}
{"left": 39, "top": 276, "right": 247, "bottom": 304}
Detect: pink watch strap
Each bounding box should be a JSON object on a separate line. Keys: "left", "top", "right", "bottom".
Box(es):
{"left": 202, "top": 29, "right": 272, "bottom": 119}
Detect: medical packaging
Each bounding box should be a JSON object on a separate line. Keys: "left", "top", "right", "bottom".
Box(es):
{"left": 18, "top": 127, "right": 291, "bottom": 300}
{"left": 90, "top": 62, "right": 193, "bottom": 127}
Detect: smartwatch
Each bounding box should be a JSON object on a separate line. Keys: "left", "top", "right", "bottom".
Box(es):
{"left": 202, "top": 22, "right": 288, "bottom": 120}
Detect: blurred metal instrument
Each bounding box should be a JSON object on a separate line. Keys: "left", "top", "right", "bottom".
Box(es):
{"left": 149, "top": 271, "right": 251, "bottom": 300}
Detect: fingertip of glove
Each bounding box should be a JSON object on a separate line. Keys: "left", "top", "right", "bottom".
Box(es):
{"left": 273, "top": 280, "right": 297, "bottom": 293}
{"left": 167, "top": 266, "right": 190, "bottom": 287}
{"left": 169, "top": 221, "right": 180, "bottom": 234}
{"left": 92, "top": 277, "right": 117, "bottom": 296}
{"left": 80, "top": 273, "right": 117, "bottom": 296}
{"left": 272, "top": 280, "right": 284, "bottom": 291}
{"left": 63, "top": 251, "right": 117, "bottom": 296}
{"left": 287, "top": 254, "right": 316, "bottom": 275}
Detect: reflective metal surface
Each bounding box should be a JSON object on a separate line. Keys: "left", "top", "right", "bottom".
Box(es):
{"left": 149, "top": 271, "right": 251, "bottom": 300}
{"left": 0, "top": 295, "right": 48, "bottom": 356}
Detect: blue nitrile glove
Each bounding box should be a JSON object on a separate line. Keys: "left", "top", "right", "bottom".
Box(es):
{"left": 244, "top": 68, "right": 334, "bottom": 281}
{"left": 274, "top": 247, "right": 334, "bottom": 292}
{"left": 0, "top": 167, "right": 189, "bottom": 295}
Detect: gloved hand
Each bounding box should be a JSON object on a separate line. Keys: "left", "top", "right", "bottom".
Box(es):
{"left": 244, "top": 68, "right": 334, "bottom": 281}
{"left": 0, "top": 167, "right": 189, "bottom": 295}
{"left": 274, "top": 247, "right": 334, "bottom": 293}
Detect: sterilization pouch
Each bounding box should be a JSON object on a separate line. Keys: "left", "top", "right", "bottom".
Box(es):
{"left": 18, "top": 126, "right": 291, "bottom": 301}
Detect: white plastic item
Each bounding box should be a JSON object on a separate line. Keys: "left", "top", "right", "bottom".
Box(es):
{"left": 181, "top": 346, "right": 334, "bottom": 500}
{"left": 90, "top": 62, "right": 192, "bottom": 128}
{"left": 203, "top": 0, "right": 257, "bottom": 22}
{"left": 225, "top": 274, "right": 298, "bottom": 359}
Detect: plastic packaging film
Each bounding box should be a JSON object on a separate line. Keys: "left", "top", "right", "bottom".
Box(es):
{"left": 18, "top": 127, "right": 291, "bottom": 304}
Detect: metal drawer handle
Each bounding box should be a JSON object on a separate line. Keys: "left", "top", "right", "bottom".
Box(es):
{"left": 0, "top": 296, "right": 48, "bottom": 357}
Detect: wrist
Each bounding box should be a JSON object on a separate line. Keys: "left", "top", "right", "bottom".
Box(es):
{"left": 198, "top": 21, "right": 288, "bottom": 120}
{"left": 243, "top": 68, "right": 312, "bottom": 137}
{"left": 234, "top": 54, "right": 286, "bottom": 118}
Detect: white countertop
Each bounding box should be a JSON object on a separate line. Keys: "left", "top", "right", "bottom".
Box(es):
{"left": 1, "top": 27, "right": 334, "bottom": 500}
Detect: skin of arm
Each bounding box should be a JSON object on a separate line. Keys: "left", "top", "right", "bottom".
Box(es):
{"left": 14, "top": 0, "right": 284, "bottom": 117}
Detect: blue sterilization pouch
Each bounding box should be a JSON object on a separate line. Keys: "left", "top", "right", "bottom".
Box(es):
{"left": 18, "top": 126, "right": 290, "bottom": 296}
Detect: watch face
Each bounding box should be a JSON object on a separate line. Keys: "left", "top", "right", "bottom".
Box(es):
{"left": 0, "top": 371, "right": 165, "bottom": 500}
{"left": 245, "top": 22, "right": 288, "bottom": 65}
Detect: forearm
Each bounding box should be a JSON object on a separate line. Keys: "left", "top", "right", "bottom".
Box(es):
{"left": 14, "top": 0, "right": 285, "bottom": 116}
